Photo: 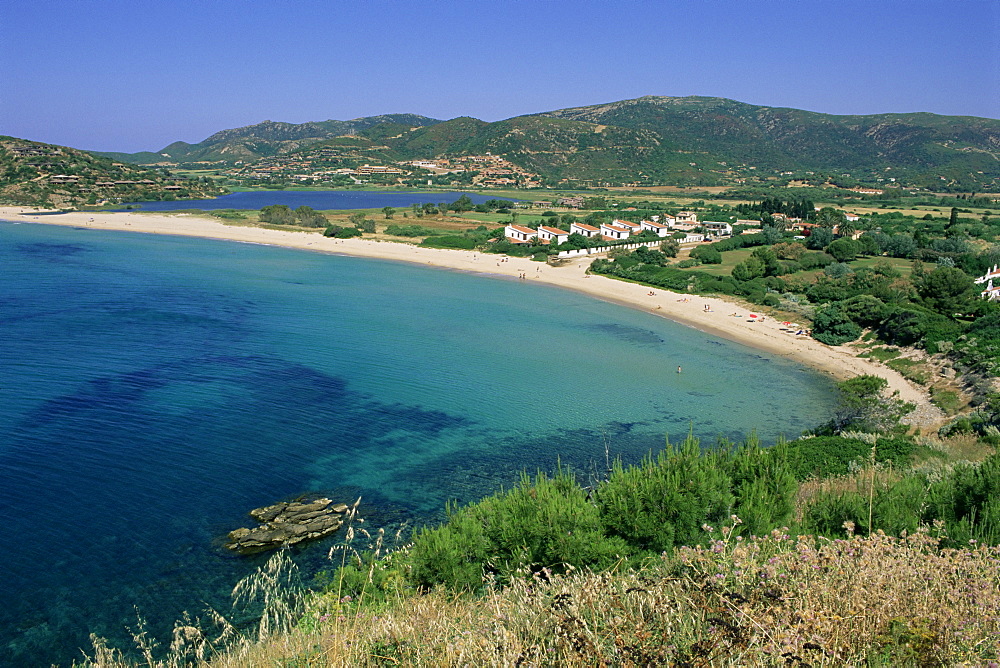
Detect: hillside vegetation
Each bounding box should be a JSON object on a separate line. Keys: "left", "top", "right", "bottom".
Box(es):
{"left": 0, "top": 137, "right": 226, "bottom": 208}
{"left": 95, "top": 96, "right": 1000, "bottom": 191}
{"left": 79, "top": 376, "right": 1000, "bottom": 665}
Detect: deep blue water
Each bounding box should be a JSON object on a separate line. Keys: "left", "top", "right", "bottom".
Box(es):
{"left": 113, "top": 190, "right": 514, "bottom": 212}
{"left": 0, "top": 221, "right": 836, "bottom": 666}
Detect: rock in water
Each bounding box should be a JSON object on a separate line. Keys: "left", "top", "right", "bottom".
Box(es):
{"left": 226, "top": 497, "right": 346, "bottom": 554}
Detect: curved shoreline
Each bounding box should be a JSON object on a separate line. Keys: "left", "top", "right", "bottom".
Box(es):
{"left": 0, "top": 207, "right": 941, "bottom": 425}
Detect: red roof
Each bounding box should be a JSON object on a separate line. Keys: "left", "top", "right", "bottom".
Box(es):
{"left": 507, "top": 224, "right": 536, "bottom": 235}
{"left": 537, "top": 226, "right": 568, "bottom": 235}
{"left": 572, "top": 223, "right": 599, "bottom": 231}
{"left": 602, "top": 224, "right": 630, "bottom": 233}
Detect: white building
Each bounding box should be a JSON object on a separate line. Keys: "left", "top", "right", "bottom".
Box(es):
{"left": 975, "top": 264, "right": 1000, "bottom": 301}
{"left": 701, "top": 221, "right": 733, "bottom": 236}
{"left": 504, "top": 224, "right": 536, "bottom": 243}
{"left": 600, "top": 222, "right": 631, "bottom": 240}
{"left": 640, "top": 220, "right": 672, "bottom": 237}
{"left": 612, "top": 219, "right": 642, "bottom": 233}
{"left": 570, "top": 222, "right": 600, "bottom": 237}
{"left": 536, "top": 225, "right": 569, "bottom": 244}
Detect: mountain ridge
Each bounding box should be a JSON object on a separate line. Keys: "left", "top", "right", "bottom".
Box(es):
{"left": 76, "top": 96, "right": 1000, "bottom": 190}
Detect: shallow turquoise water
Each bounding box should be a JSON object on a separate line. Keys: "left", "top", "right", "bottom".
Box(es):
{"left": 0, "top": 221, "right": 836, "bottom": 665}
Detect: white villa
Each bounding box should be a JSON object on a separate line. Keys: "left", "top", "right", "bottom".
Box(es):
{"left": 701, "top": 221, "right": 733, "bottom": 237}
{"left": 600, "top": 222, "right": 632, "bottom": 240}
{"left": 640, "top": 220, "right": 672, "bottom": 237}
{"left": 675, "top": 211, "right": 698, "bottom": 223}
{"left": 504, "top": 224, "right": 537, "bottom": 243}
{"left": 975, "top": 264, "right": 1000, "bottom": 301}
{"left": 611, "top": 219, "right": 642, "bottom": 234}
{"left": 570, "top": 221, "right": 600, "bottom": 237}
{"left": 536, "top": 225, "right": 569, "bottom": 244}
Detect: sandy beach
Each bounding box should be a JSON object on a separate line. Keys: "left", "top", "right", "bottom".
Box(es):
{"left": 1, "top": 206, "right": 942, "bottom": 425}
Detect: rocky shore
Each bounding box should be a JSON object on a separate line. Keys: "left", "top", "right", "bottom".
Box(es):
{"left": 226, "top": 498, "right": 350, "bottom": 554}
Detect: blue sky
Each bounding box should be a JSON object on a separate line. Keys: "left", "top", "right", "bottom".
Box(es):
{"left": 3, "top": 0, "right": 998, "bottom": 152}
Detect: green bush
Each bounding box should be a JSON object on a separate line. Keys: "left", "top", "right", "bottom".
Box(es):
{"left": 385, "top": 224, "right": 441, "bottom": 237}
{"left": 785, "top": 435, "right": 872, "bottom": 479}
{"left": 406, "top": 470, "right": 630, "bottom": 591}
{"left": 812, "top": 304, "right": 862, "bottom": 345}
{"left": 596, "top": 436, "right": 735, "bottom": 552}
{"left": 420, "top": 235, "right": 477, "bottom": 250}
{"left": 690, "top": 246, "right": 722, "bottom": 264}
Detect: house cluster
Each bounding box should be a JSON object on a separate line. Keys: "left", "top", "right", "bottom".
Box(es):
{"left": 503, "top": 212, "right": 731, "bottom": 246}
{"left": 10, "top": 146, "right": 61, "bottom": 158}
{"left": 975, "top": 264, "right": 1000, "bottom": 301}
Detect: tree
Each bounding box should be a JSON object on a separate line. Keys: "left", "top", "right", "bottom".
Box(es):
{"left": 294, "top": 205, "right": 326, "bottom": 227}
{"left": 691, "top": 246, "right": 722, "bottom": 264}
{"left": 260, "top": 204, "right": 295, "bottom": 225}
{"left": 349, "top": 211, "right": 367, "bottom": 228}
{"left": 837, "top": 220, "right": 857, "bottom": 238}
{"left": 659, "top": 239, "right": 680, "bottom": 257}
{"left": 857, "top": 234, "right": 880, "bottom": 256}
{"left": 751, "top": 246, "right": 780, "bottom": 276}
{"left": 806, "top": 227, "right": 834, "bottom": 250}
{"left": 732, "top": 256, "right": 766, "bottom": 282}
{"left": 761, "top": 225, "right": 783, "bottom": 245}
{"left": 812, "top": 304, "right": 862, "bottom": 345}
{"left": 883, "top": 234, "right": 917, "bottom": 258}
{"left": 382, "top": 206, "right": 395, "bottom": 219}
{"left": 827, "top": 237, "right": 861, "bottom": 262}
{"left": 949, "top": 207, "right": 960, "bottom": 228}
{"left": 917, "top": 266, "right": 976, "bottom": 315}
{"left": 816, "top": 207, "right": 845, "bottom": 229}
{"left": 450, "top": 194, "right": 474, "bottom": 212}
{"left": 829, "top": 375, "right": 914, "bottom": 434}
{"left": 772, "top": 241, "right": 806, "bottom": 261}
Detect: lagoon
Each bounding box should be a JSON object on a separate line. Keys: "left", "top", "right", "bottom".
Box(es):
{"left": 0, "top": 221, "right": 836, "bottom": 665}
{"left": 113, "top": 190, "right": 515, "bottom": 212}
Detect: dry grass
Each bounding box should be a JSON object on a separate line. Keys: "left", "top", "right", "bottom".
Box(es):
{"left": 83, "top": 527, "right": 998, "bottom": 666}
{"left": 191, "top": 526, "right": 1000, "bottom": 667}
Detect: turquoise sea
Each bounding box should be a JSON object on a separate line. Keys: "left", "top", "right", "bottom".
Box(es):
{"left": 0, "top": 221, "right": 836, "bottom": 665}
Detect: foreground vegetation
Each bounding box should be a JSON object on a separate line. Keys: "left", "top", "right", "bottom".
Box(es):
{"left": 78, "top": 378, "right": 1000, "bottom": 666}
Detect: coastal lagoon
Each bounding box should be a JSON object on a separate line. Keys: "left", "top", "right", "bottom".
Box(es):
{"left": 112, "top": 190, "right": 515, "bottom": 212}
{"left": 0, "top": 221, "right": 837, "bottom": 665}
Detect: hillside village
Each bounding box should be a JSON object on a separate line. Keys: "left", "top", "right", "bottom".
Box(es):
{"left": 0, "top": 137, "right": 225, "bottom": 207}
{"left": 226, "top": 151, "right": 544, "bottom": 189}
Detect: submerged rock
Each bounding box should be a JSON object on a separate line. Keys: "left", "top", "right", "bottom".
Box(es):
{"left": 226, "top": 497, "right": 346, "bottom": 554}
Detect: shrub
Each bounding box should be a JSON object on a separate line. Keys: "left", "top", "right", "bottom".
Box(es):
{"left": 812, "top": 304, "right": 862, "bottom": 345}
{"left": 596, "top": 436, "right": 735, "bottom": 553}
{"left": 385, "top": 224, "right": 440, "bottom": 237}
{"left": 690, "top": 246, "right": 722, "bottom": 264}
{"left": 420, "top": 235, "right": 477, "bottom": 250}
{"left": 407, "top": 470, "right": 630, "bottom": 591}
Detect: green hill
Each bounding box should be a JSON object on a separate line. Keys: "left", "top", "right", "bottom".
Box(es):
{"left": 532, "top": 95, "right": 1000, "bottom": 188}
{"left": 97, "top": 114, "right": 442, "bottom": 165}
{"left": 51, "top": 96, "right": 1000, "bottom": 191}
{"left": 0, "top": 136, "right": 227, "bottom": 208}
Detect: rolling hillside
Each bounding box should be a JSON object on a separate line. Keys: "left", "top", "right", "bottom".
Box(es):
{"left": 75, "top": 96, "right": 1000, "bottom": 190}
{"left": 0, "top": 136, "right": 226, "bottom": 207}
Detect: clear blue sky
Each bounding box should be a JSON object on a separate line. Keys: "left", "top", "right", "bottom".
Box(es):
{"left": 3, "top": 0, "right": 998, "bottom": 153}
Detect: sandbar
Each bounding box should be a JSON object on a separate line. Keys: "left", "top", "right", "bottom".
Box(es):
{"left": 0, "top": 207, "right": 942, "bottom": 425}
